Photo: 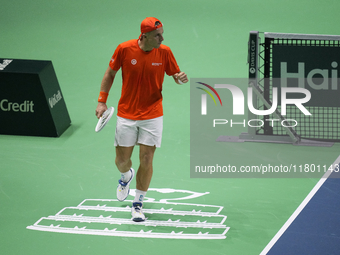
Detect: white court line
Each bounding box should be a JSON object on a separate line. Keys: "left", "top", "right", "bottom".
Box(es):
{"left": 260, "top": 155, "right": 340, "bottom": 255}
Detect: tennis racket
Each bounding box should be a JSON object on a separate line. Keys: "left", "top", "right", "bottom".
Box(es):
{"left": 95, "top": 107, "right": 114, "bottom": 132}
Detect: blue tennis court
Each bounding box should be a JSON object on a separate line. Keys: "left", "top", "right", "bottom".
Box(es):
{"left": 263, "top": 156, "right": 340, "bottom": 255}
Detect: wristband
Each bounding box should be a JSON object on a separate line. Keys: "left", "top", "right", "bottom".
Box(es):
{"left": 98, "top": 91, "right": 108, "bottom": 103}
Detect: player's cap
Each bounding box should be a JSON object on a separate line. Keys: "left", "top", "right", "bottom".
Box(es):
{"left": 139, "top": 17, "right": 163, "bottom": 39}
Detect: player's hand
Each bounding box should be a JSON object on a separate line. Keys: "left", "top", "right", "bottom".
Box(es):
{"left": 174, "top": 72, "right": 188, "bottom": 84}
{"left": 95, "top": 102, "right": 108, "bottom": 119}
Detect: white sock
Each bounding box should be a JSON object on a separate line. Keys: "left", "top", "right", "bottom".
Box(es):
{"left": 120, "top": 169, "right": 131, "bottom": 183}
{"left": 133, "top": 189, "right": 147, "bottom": 204}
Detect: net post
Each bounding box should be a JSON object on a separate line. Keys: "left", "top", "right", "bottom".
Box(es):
{"left": 247, "top": 31, "right": 260, "bottom": 136}
{"left": 240, "top": 32, "right": 301, "bottom": 144}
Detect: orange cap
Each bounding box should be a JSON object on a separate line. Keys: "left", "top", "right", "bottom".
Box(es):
{"left": 139, "top": 17, "right": 163, "bottom": 39}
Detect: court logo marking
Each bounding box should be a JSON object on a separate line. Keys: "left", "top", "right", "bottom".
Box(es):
{"left": 26, "top": 188, "right": 230, "bottom": 239}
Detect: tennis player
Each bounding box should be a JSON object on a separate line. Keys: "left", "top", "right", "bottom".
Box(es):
{"left": 95, "top": 17, "right": 188, "bottom": 222}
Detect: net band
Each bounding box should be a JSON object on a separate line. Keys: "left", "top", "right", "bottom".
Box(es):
{"left": 264, "top": 32, "right": 340, "bottom": 41}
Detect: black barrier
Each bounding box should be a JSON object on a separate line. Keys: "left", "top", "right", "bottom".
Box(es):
{"left": 0, "top": 58, "right": 71, "bottom": 137}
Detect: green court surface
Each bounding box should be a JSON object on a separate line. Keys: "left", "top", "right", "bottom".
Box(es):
{"left": 1, "top": 1, "right": 340, "bottom": 254}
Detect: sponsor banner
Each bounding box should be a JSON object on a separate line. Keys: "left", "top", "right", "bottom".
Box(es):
{"left": 0, "top": 59, "right": 71, "bottom": 137}
{"left": 0, "top": 59, "right": 13, "bottom": 70}
{"left": 272, "top": 45, "right": 340, "bottom": 107}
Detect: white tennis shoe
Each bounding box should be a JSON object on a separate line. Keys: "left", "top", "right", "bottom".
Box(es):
{"left": 131, "top": 202, "right": 146, "bottom": 222}
{"left": 116, "top": 168, "right": 135, "bottom": 201}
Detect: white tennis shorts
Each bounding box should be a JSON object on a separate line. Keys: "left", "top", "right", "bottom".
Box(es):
{"left": 114, "top": 116, "right": 163, "bottom": 148}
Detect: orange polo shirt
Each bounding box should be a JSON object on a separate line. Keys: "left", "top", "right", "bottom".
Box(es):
{"left": 109, "top": 39, "right": 180, "bottom": 120}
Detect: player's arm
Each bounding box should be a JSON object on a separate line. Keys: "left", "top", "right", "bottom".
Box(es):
{"left": 96, "top": 67, "right": 118, "bottom": 119}
{"left": 173, "top": 71, "right": 188, "bottom": 85}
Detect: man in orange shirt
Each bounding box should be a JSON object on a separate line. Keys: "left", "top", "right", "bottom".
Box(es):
{"left": 95, "top": 17, "right": 188, "bottom": 222}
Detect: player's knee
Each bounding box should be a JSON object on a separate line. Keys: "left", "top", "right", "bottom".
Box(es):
{"left": 115, "top": 157, "right": 130, "bottom": 169}
{"left": 139, "top": 152, "right": 154, "bottom": 167}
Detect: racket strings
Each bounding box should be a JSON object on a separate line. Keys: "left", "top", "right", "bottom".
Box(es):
{"left": 95, "top": 107, "right": 114, "bottom": 132}
{"left": 99, "top": 111, "right": 110, "bottom": 125}
{"left": 101, "top": 112, "right": 110, "bottom": 121}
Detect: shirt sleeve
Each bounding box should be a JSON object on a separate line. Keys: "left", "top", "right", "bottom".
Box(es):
{"left": 109, "top": 44, "right": 123, "bottom": 71}
{"left": 165, "top": 49, "right": 180, "bottom": 76}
